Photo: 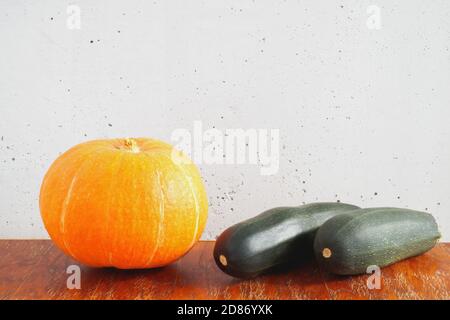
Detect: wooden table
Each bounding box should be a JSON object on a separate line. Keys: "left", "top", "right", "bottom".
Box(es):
{"left": 0, "top": 240, "right": 449, "bottom": 300}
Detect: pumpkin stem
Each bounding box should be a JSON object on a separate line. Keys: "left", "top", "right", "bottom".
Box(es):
{"left": 124, "top": 138, "right": 140, "bottom": 153}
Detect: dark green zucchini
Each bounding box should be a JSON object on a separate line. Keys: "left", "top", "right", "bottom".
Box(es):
{"left": 314, "top": 208, "right": 441, "bottom": 275}
{"left": 213, "top": 202, "right": 360, "bottom": 278}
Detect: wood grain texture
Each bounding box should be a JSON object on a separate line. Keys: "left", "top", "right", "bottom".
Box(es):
{"left": 0, "top": 240, "right": 449, "bottom": 300}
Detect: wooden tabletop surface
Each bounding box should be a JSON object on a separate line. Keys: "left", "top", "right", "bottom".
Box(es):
{"left": 0, "top": 240, "right": 449, "bottom": 300}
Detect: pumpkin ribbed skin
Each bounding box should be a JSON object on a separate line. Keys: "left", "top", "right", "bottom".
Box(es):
{"left": 39, "top": 138, "right": 208, "bottom": 269}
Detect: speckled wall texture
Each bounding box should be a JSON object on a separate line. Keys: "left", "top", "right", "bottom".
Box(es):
{"left": 0, "top": 1, "right": 449, "bottom": 240}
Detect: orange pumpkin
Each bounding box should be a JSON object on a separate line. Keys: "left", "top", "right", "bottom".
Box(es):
{"left": 39, "top": 138, "right": 208, "bottom": 269}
